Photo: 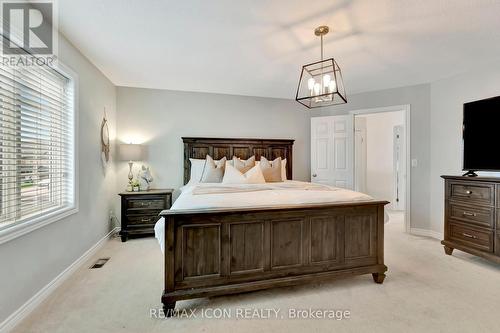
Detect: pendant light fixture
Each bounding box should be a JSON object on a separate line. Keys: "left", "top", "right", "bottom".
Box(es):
{"left": 295, "top": 25, "right": 347, "bottom": 108}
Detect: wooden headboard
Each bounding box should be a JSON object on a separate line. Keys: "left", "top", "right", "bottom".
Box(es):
{"left": 183, "top": 137, "right": 294, "bottom": 184}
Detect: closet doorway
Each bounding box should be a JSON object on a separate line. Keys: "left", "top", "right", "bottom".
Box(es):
{"left": 351, "top": 105, "right": 410, "bottom": 232}
{"left": 310, "top": 105, "right": 410, "bottom": 231}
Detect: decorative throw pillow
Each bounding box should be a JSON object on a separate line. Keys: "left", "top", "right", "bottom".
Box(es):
{"left": 256, "top": 158, "right": 287, "bottom": 180}
{"left": 259, "top": 156, "right": 283, "bottom": 182}
{"left": 232, "top": 156, "right": 255, "bottom": 173}
{"left": 200, "top": 155, "right": 226, "bottom": 183}
{"left": 189, "top": 158, "right": 207, "bottom": 183}
{"left": 222, "top": 164, "right": 266, "bottom": 184}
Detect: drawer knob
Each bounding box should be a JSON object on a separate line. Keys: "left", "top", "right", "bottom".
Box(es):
{"left": 462, "top": 232, "right": 477, "bottom": 239}
{"left": 465, "top": 190, "right": 472, "bottom": 195}
{"left": 462, "top": 211, "right": 477, "bottom": 217}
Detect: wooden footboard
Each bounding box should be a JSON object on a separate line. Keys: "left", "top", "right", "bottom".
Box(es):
{"left": 159, "top": 201, "right": 388, "bottom": 313}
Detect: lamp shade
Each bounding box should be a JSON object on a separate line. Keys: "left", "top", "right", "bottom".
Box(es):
{"left": 118, "top": 144, "right": 144, "bottom": 161}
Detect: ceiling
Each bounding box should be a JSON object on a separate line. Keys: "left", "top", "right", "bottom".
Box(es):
{"left": 59, "top": 0, "right": 500, "bottom": 99}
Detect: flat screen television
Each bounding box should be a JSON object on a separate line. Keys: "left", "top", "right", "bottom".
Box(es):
{"left": 462, "top": 95, "right": 500, "bottom": 176}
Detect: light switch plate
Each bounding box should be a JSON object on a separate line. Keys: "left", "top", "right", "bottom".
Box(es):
{"left": 411, "top": 159, "right": 418, "bottom": 167}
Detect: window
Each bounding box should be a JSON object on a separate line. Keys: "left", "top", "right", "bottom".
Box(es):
{"left": 0, "top": 63, "right": 75, "bottom": 232}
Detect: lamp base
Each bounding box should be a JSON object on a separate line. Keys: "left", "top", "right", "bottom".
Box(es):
{"left": 128, "top": 161, "right": 134, "bottom": 186}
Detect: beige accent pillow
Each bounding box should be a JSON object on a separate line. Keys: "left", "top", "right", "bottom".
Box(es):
{"left": 232, "top": 156, "right": 255, "bottom": 173}
{"left": 222, "top": 164, "right": 266, "bottom": 184}
{"left": 259, "top": 156, "right": 283, "bottom": 182}
{"left": 200, "top": 155, "right": 226, "bottom": 183}
{"left": 256, "top": 158, "right": 287, "bottom": 180}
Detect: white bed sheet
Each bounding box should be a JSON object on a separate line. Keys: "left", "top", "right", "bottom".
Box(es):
{"left": 155, "top": 181, "right": 385, "bottom": 253}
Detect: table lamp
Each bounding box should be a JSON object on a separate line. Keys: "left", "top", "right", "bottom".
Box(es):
{"left": 118, "top": 143, "right": 145, "bottom": 188}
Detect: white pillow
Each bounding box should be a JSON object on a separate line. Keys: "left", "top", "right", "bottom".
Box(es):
{"left": 222, "top": 164, "right": 266, "bottom": 184}
{"left": 256, "top": 158, "right": 287, "bottom": 180}
{"left": 188, "top": 158, "right": 207, "bottom": 184}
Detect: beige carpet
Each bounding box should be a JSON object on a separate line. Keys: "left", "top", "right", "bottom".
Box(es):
{"left": 13, "top": 212, "right": 500, "bottom": 333}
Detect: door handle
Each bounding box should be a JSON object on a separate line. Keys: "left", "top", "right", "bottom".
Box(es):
{"left": 312, "top": 174, "right": 317, "bottom": 177}
{"left": 462, "top": 211, "right": 477, "bottom": 217}
{"left": 462, "top": 233, "right": 477, "bottom": 239}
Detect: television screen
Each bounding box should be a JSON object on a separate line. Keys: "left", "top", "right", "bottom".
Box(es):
{"left": 463, "top": 96, "right": 500, "bottom": 171}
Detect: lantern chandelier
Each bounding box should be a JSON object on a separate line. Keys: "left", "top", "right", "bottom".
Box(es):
{"left": 295, "top": 25, "right": 347, "bottom": 108}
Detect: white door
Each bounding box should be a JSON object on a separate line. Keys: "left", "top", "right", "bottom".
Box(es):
{"left": 311, "top": 115, "right": 353, "bottom": 189}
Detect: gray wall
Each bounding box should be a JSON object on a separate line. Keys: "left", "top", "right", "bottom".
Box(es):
{"left": 4, "top": 35, "right": 496, "bottom": 325}
{"left": 311, "top": 84, "right": 432, "bottom": 231}
{"left": 430, "top": 64, "right": 500, "bottom": 234}
{"left": 0, "top": 35, "right": 117, "bottom": 324}
{"left": 115, "top": 87, "right": 310, "bottom": 197}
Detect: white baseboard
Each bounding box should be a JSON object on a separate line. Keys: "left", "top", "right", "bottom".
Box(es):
{"left": 0, "top": 227, "right": 119, "bottom": 333}
{"left": 410, "top": 227, "right": 443, "bottom": 240}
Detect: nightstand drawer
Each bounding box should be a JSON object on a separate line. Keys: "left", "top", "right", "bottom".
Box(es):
{"left": 449, "top": 203, "right": 494, "bottom": 228}
{"left": 449, "top": 223, "right": 493, "bottom": 252}
{"left": 127, "top": 215, "right": 161, "bottom": 225}
{"left": 126, "top": 208, "right": 162, "bottom": 216}
{"left": 119, "top": 189, "right": 173, "bottom": 242}
{"left": 449, "top": 182, "right": 494, "bottom": 205}
{"left": 127, "top": 198, "right": 165, "bottom": 209}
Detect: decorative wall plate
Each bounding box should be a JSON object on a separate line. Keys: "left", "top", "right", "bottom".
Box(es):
{"left": 101, "top": 110, "right": 110, "bottom": 162}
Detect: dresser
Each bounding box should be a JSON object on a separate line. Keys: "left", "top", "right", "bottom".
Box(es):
{"left": 441, "top": 176, "right": 500, "bottom": 263}
{"left": 119, "top": 189, "right": 173, "bottom": 242}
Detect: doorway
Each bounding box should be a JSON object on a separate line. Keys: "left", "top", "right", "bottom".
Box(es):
{"left": 351, "top": 105, "right": 410, "bottom": 232}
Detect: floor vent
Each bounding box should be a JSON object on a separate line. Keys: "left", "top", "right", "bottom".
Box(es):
{"left": 90, "top": 257, "right": 110, "bottom": 269}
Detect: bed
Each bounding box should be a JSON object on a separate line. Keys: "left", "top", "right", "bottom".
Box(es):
{"left": 158, "top": 137, "right": 388, "bottom": 314}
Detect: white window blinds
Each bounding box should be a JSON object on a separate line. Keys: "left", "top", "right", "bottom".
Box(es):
{"left": 0, "top": 63, "right": 75, "bottom": 229}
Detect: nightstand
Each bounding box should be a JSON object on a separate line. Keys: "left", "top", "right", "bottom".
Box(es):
{"left": 118, "top": 189, "right": 173, "bottom": 242}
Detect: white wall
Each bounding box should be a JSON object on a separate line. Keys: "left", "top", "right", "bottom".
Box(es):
{"left": 0, "top": 35, "right": 117, "bottom": 325}
{"left": 429, "top": 64, "right": 500, "bottom": 235}
{"left": 311, "top": 84, "right": 431, "bottom": 230}
{"left": 357, "top": 111, "right": 404, "bottom": 205}
{"left": 115, "top": 87, "right": 310, "bottom": 198}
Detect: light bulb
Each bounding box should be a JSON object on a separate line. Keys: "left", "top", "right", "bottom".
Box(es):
{"left": 323, "top": 74, "right": 331, "bottom": 87}
{"left": 314, "top": 83, "right": 321, "bottom": 96}
{"left": 307, "top": 78, "right": 315, "bottom": 90}
{"left": 329, "top": 79, "right": 337, "bottom": 92}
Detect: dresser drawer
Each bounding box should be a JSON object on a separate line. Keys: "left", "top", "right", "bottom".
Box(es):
{"left": 127, "top": 215, "right": 161, "bottom": 225}
{"left": 449, "top": 182, "right": 494, "bottom": 205}
{"left": 449, "top": 203, "right": 494, "bottom": 228}
{"left": 127, "top": 198, "right": 165, "bottom": 210}
{"left": 449, "top": 223, "right": 494, "bottom": 252}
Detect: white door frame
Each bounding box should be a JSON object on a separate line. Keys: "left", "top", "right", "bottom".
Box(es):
{"left": 349, "top": 104, "right": 411, "bottom": 233}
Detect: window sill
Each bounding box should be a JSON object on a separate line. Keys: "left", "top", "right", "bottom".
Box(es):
{"left": 0, "top": 206, "right": 78, "bottom": 245}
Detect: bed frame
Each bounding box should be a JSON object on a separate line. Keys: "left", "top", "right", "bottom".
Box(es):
{"left": 160, "top": 137, "right": 388, "bottom": 314}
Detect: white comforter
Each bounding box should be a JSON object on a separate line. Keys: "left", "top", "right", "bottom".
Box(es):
{"left": 154, "top": 181, "right": 382, "bottom": 252}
